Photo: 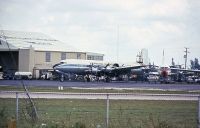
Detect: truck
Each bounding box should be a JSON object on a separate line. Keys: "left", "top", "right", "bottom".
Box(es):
{"left": 14, "top": 72, "right": 32, "bottom": 80}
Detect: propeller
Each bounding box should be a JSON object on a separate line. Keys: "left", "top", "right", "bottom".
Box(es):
{"left": 104, "top": 63, "right": 110, "bottom": 69}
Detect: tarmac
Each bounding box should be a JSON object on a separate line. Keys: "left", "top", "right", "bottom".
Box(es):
{"left": 0, "top": 80, "right": 200, "bottom": 91}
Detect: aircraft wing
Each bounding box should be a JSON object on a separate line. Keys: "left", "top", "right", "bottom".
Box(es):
{"left": 107, "top": 65, "right": 145, "bottom": 76}
{"left": 171, "top": 68, "right": 200, "bottom": 73}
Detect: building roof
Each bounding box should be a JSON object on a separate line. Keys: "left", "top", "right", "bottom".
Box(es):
{"left": 0, "top": 30, "right": 79, "bottom": 52}
{"left": 86, "top": 52, "right": 104, "bottom": 56}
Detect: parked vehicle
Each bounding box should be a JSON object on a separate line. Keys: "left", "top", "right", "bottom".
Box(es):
{"left": 0, "top": 72, "right": 3, "bottom": 80}
{"left": 3, "top": 71, "right": 14, "bottom": 80}
{"left": 195, "top": 78, "right": 200, "bottom": 84}
{"left": 147, "top": 72, "right": 159, "bottom": 83}
{"left": 41, "top": 72, "right": 53, "bottom": 80}
{"left": 14, "top": 72, "right": 32, "bottom": 80}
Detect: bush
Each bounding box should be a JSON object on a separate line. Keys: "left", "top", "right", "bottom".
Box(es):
{"left": 74, "top": 122, "right": 86, "bottom": 128}
{"left": 0, "top": 107, "right": 8, "bottom": 127}
{"left": 148, "top": 113, "right": 177, "bottom": 128}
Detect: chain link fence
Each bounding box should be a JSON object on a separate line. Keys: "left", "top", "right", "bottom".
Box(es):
{"left": 0, "top": 91, "right": 199, "bottom": 128}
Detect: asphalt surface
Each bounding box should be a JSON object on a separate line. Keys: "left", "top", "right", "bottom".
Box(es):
{"left": 0, "top": 80, "right": 200, "bottom": 91}
{"left": 0, "top": 91, "right": 198, "bottom": 101}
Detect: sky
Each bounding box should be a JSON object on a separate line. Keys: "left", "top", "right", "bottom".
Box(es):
{"left": 0, "top": 0, "right": 200, "bottom": 67}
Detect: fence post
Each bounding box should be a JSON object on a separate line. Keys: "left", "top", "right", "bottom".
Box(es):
{"left": 16, "top": 92, "right": 19, "bottom": 128}
{"left": 198, "top": 96, "right": 200, "bottom": 128}
{"left": 106, "top": 94, "right": 109, "bottom": 128}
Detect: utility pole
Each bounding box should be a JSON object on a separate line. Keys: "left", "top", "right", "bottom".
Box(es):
{"left": 198, "top": 96, "right": 200, "bottom": 128}
{"left": 16, "top": 92, "right": 19, "bottom": 128}
{"left": 184, "top": 47, "right": 190, "bottom": 69}
{"left": 136, "top": 51, "right": 143, "bottom": 65}
{"left": 106, "top": 94, "right": 110, "bottom": 128}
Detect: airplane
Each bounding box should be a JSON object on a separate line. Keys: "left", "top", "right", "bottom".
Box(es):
{"left": 154, "top": 64, "right": 200, "bottom": 83}
{"left": 96, "top": 63, "right": 145, "bottom": 82}
{"left": 158, "top": 49, "right": 200, "bottom": 83}
{"left": 53, "top": 59, "right": 144, "bottom": 82}
{"left": 170, "top": 66, "right": 200, "bottom": 83}
{"left": 53, "top": 59, "right": 102, "bottom": 82}
{"left": 159, "top": 65, "right": 173, "bottom": 83}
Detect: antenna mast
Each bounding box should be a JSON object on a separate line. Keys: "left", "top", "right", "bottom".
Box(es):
{"left": 162, "top": 49, "right": 165, "bottom": 66}
{"left": 116, "top": 25, "right": 119, "bottom": 62}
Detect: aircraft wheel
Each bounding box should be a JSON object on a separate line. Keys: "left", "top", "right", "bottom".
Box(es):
{"left": 87, "top": 77, "right": 90, "bottom": 82}
{"left": 86, "top": 76, "right": 90, "bottom": 82}
{"left": 105, "top": 77, "right": 110, "bottom": 82}
{"left": 60, "top": 74, "right": 64, "bottom": 82}
{"left": 76, "top": 76, "right": 84, "bottom": 81}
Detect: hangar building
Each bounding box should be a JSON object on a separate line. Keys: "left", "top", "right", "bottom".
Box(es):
{"left": 0, "top": 30, "right": 104, "bottom": 78}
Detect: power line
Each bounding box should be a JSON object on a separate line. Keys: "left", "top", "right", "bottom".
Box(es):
{"left": 116, "top": 25, "right": 119, "bottom": 62}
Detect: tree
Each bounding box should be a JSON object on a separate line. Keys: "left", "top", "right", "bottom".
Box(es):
{"left": 191, "top": 58, "right": 200, "bottom": 69}
{"left": 194, "top": 58, "right": 200, "bottom": 69}
{"left": 190, "top": 60, "right": 195, "bottom": 69}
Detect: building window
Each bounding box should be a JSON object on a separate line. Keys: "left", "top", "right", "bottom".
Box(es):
{"left": 77, "top": 53, "right": 81, "bottom": 59}
{"left": 99, "top": 56, "right": 103, "bottom": 61}
{"left": 87, "top": 55, "right": 92, "bottom": 60}
{"left": 61, "top": 52, "right": 66, "bottom": 60}
{"left": 45, "top": 52, "right": 51, "bottom": 62}
{"left": 87, "top": 55, "right": 103, "bottom": 61}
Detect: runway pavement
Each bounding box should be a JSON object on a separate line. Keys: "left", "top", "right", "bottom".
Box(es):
{"left": 1, "top": 80, "right": 200, "bottom": 101}
{"left": 0, "top": 80, "right": 200, "bottom": 91}
{"left": 0, "top": 91, "right": 199, "bottom": 101}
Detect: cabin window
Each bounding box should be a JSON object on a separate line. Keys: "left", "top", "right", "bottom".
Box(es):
{"left": 0, "top": 40, "right": 2, "bottom": 45}
{"left": 45, "top": 52, "right": 51, "bottom": 62}
{"left": 61, "top": 52, "right": 66, "bottom": 60}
